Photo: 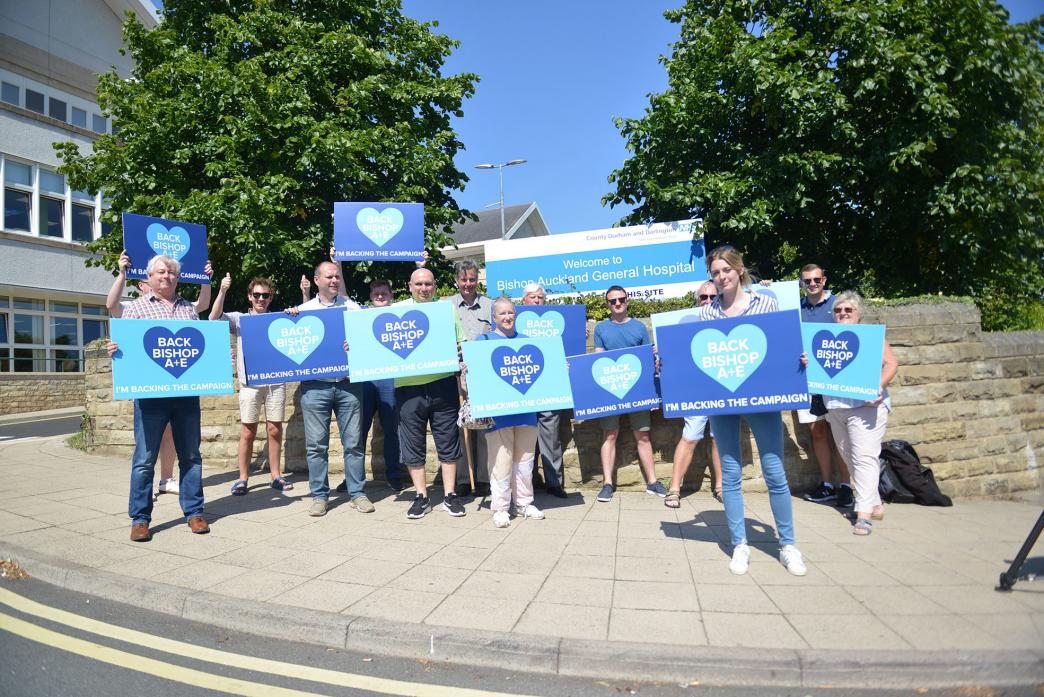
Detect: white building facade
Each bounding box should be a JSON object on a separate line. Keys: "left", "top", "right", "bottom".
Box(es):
{"left": 0, "top": 0, "right": 158, "bottom": 374}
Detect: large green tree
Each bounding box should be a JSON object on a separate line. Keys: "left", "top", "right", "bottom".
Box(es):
{"left": 605, "top": 0, "right": 1043, "bottom": 329}
{"left": 57, "top": 0, "right": 476, "bottom": 303}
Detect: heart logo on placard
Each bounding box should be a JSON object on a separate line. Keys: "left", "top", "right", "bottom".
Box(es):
{"left": 356, "top": 207, "right": 404, "bottom": 247}
{"left": 143, "top": 326, "right": 205, "bottom": 379}
{"left": 516, "top": 310, "right": 565, "bottom": 339}
{"left": 267, "top": 316, "right": 325, "bottom": 365}
{"left": 591, "top": 354, "right": 643, "bottom": 400}
{"left": 146, "top": 223, "right": 191, "bottom": 261}
{"left": 373, "top": 310, "right": 429, "bottom": 359}
{"left": 812, "top": 329, "right": 860, "bottom": 378}
{"left": 491, "top": 344, "right": 544, "bottom": 395}
{"left": 690, "top": 325, "right": 768, "bottom": 392}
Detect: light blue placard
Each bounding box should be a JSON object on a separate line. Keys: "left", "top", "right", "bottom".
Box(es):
{"left": 122, "top": 213, "right": 210, "bottom": 284}
{"left": 239, "top": 308, "right": 350, "bottom": 385}
{"left": 568, "top": 345, "right": 660, "bottom": 420}
{"left": 658, "top": 310, "right": 810, "bottom": 416}
{"left": 513, "top": 304, "right": 587, "bottom": 358}
{"left": 110, "top": 319, "right": 233, "bottom": 400}
{"left": 344, "top": 302, "right": 459, "bottom": 381}
{"left": 650, "top": 307, "right": 703, "bottom": 343}
{"left": 802, "top": 322, "right": 885, "bottom": 400}
{"left": 461, "top": 337, "right": 573, "bottom": 418}
{"left": 333, "top": 202, "right": 424, "bottom": 261}
{"left": 754, "top": 280, "right": 801, "bottom": 312}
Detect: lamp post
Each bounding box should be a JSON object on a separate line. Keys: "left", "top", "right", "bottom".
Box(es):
{"left": 475, "top": 159, "right": 526, "bottom": 238}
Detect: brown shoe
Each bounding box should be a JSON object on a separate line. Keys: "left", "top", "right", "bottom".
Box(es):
{"left": 130, "top": 522, "right": 152, "bottom": 542}
{"left": 186, "top": 516, "right": 210, "bottom": 534}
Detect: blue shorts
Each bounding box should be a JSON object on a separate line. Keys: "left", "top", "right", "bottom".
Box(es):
{"left": 682, "top": 415, "right": 713, "bottom": 442}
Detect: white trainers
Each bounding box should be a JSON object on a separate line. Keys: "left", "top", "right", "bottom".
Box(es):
{"left": 492, "top": 510, "right": 510, "bottom": 528}
{"left": 157, "top": 478, "right": 179, "bottom": 495}
{"left": 780, "top": 544, "right": 807, "bottom": 576}
{"left": 522, "top": 504, "right": 545, "bottom": 520}
{"left": 729, "top": 543, "right": 751, "bottom": 575}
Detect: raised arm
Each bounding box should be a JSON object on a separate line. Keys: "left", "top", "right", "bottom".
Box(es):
{"left": 105, "top": 251, "right": 131, "bottom": 318}
{"left": 193, "top": 261, "right": 214, "bottom": 314}
{"left": 209, "top": 273, "right": 232, "bottom": 321}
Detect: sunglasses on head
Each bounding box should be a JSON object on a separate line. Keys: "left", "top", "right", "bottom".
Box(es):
{"left": 803, "top": 277, "right": 824, "bottom": 285}
{"left": 251, "top": 292, "right": 272, "bottom": 300}
{"left": 607, "top": 297, "right": 627, "bottom": 306}
{"left": 699, "top": 293, "right": 718, "bottom": 301}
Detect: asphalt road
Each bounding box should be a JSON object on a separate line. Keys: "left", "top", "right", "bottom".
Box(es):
{"left": 0, "top": 415, "right": 81, "bottom": 441}
{"left": 0, "top": 576, "right": 1039, "bottom": 697}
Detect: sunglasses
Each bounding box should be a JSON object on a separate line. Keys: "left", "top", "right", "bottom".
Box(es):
{"left": 803, "top": 277, "right": 825, "bottom": 285}
{"left": 607, "top": 298, "right": 627, "bottom": 306}
{"left": 833, "top": 306, "right": 855, "bottom": 315}
{"left": 699, "top": 293, "right": 718, "bottom": 301}
{"left": 251, "top": 292, "right": 273, "bottom": 300}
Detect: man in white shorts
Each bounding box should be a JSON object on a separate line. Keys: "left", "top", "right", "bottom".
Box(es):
{"left": 210, "top": 274, "right": 291, "bottom": 494}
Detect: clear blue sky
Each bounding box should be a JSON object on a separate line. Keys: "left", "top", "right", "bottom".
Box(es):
{"left": 401, "top": 0, "right": 1041, "bottom": 235}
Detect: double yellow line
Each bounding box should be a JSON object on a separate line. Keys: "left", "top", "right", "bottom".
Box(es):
{"left": 0, "top": 586, "right": 539, "bottom": 697}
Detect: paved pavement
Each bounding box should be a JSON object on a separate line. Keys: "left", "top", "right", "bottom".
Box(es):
{"left": 1, "top": 432, "right": 1042, "bottom": 688}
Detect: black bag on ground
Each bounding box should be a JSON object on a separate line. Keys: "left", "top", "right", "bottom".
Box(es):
{"left": 878, "top": 440, "right": 953, "bottom": 507}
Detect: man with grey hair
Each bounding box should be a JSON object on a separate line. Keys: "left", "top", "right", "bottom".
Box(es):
{"left": 446, "top": 258, "right": 492, "bottom": 496}
{"left": 106, "top": 253, "right": 215, "bottom": 542}
{"left": 521, "top": 282, "right": 568, "bottom": 498}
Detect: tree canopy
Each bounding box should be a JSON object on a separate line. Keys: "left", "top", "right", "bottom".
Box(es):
{"left": 604, "top": 0, "right": 1043, "bottom": 329}
{"left": 57, "top": 0, "right": 476, "bottom": 304}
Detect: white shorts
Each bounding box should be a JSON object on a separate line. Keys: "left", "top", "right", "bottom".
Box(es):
{"left": 239, "top": 383, "right": 287, "bottom": 423}
{"left": 682, "top": 415, "right": 713, "bottom": 441}
{"left": 795, "top": 407, "right": 826, "bottom": 424}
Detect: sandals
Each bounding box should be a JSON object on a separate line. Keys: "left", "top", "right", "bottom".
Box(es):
{"left": 870, "top": 506, "right": 884, "bottom": 521}
{"left": 713, "top": 488, "right": 724, "bottom": 504}
{"left": 853, "top": 518, "right": 873, "bottom": 536}
{"left": 665, "top": 491, "right": 681, "bottom": 508}
{"left": 230, "top": 479, "right": 248, "bottom": 496}
{"left": 270, "top": 476, "right": 293, "bottom": 492}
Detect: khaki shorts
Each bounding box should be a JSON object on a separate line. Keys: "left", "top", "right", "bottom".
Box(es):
{"left": 239, "top": 383, "right": 287, "bottom": 423}
{"left": 598, "top": 410, "right": 651, "bottom": 432}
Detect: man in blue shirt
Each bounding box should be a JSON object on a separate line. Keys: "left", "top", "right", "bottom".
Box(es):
{"left": 592, "top": 285, "right": 665, "bottom": 502}
{"left": 797, "top": 264, "right": 852, "bottom": 507}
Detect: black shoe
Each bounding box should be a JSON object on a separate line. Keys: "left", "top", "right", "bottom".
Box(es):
{"left": 473, "top": 481, "right": 491, "bottom": 497}
{"left": 546, "top": 485, "right": 568, "bottom": 499}
{"left": 456, "top": 482, "right": 472, "bottom": 497}
{"left": 835, "top": 484, "right": 854, "bottom": 508}
{"left": 335, "top": 480, "right": 348, "bottom": 493}
{"left": 387, "top": 479, "right": 403, "bottom": 493}
{"left": 442, "top": 492, "right": 466, "bottom": 517}
{"left": 407, "top": 495, "right": 431, "bottom": 519}
{"left": 803, "top": 482, "right": 836, "bottom": 503}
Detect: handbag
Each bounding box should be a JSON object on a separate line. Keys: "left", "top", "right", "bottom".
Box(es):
{"left": 457, "top": 397, "right": 494, "bottom": 430}
{"left": 809, "top": 394, "right": 828, "bottom": 417}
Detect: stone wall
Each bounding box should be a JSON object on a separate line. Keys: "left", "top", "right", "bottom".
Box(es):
{"left": 82, "top": 302, "right": 1044, "bottom": 497}
{"left": 0, "top": 374, "right": 85, "bottom": 416}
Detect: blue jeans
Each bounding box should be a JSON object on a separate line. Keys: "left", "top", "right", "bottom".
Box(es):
{"left": 300, "top": 379, "right": 364, "bottom": 500}
{"left": 129, "top": 397, "right": 205, "bottom": 524}
{"left": 359, "top": 380, "right": 401, "bottom": 483}
{"left": 709, "top": 411, "right": 795, "bottom": 547}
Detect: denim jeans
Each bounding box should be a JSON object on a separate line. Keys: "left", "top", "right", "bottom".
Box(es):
{"left": 709, "top": 411, "right": 795, "bottom": 547}
{"left": 300, "top": 379, "right": 364, "bottom": 500}
{"left": 359, "top": 379, "right": 401, "bottom": 483}
{"left": 129, "top": 397, "right": 204, "bottom": 524}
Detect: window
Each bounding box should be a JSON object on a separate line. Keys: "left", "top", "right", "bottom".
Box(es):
{"left": 0, "top": 82, "right": 17, "bottom": 106}
{"left": 39, "top": 197, "right": 63, "bottom": 237}
{"left": 40, "top": 170, "right": 64, "bottom": 194}
{"left": 83, "top": 318, "right": 106, "bottom": 344}
{"left": 0, "top": 313, "right": 7, "bottom": 342}
{"left": 25, "top": 89, "right": 44, "bottom": 114}
{"left": 51, "top": 316, "right": 78, "bottom": 346}
{"left": 14, "top": 314, "right": 43, "bottom": 343}
{"left": 48, "top": 97, "right": 67, "bottom": 122}
{"left": 0, "top": 349, "right": 8, "bottom": 373}
{"left": 71, "top": 204, "right": 93, "bottom": 241}
{"left": 71, "top": 107, "right": 87, "bottom": 128}
{"left": 5, "top": 161, "right": 31, "bottom": 186}
{"left": 0, "top": 296, "right": 100, "bottom": 372}
{"left": 4, "top": 189, "right": 30, "bottom": 231}
{"left": 13, "top": 348, "right": 44, "bottom": 372}
{"left": 14, "top": 298, "right": 43, "bottom": 311}
{"left": 53, "top": 349, "right": 80, "bottom": 372}
{"left": 82, "top": 305, "right": 105, "bottom": 316}
{"left": 51, "top": 301, "right": 78, "bottom": 314}
{"left": 91, "top": 113, "right": 106, "bottom": 133}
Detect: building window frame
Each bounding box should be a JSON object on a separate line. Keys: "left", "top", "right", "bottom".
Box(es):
{"left": 0, "top": 155, "right": 104, "bottom": 243}
{"left": 0, "top": 293, "right": 108, "bottom": 373}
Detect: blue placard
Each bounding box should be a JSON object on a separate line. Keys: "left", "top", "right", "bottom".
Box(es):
{"left": 333, "top": 202, "right": 424, "bottom": 261}
{"left": 344, "top": 302, "right": 459, "bottom": 381}
{"left": 110, "top": 319, "right": 233, "bottom": 399}
{"left": 513, "top": 304, "right": 587, "bottom": 358}
{"left": 658, "top": 310, "right": 810, "bottom": 416}
{"left": 122, "top": 213, "right": 210, "bottom": 284}
{"left": 568, "top": 345, "right": 660, "bottom": 420}
{"left": 802, "top": 323, "right": 885, "bottom": 400}
{"left": 461, "top": 337, "right": 573, "bottom": 418}
{"left": 650, "top": 307, "right": 703, "bottom": 343}
{"left": 239, "top": 308, "right": 350, "bottom": 385}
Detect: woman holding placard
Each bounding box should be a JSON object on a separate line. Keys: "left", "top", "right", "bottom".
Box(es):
{"left": 698, "top": 246, "right": 806, "bottom": 576}
{"left": 824, "top": 291, "right": 899, "bottom": 536}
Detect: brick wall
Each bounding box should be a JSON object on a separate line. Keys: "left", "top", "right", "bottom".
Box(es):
{"left": 82, "top": 301, "right": 1043, "bottom": 497}
{"left": 0, "top": 373, "right": 85, "bottom": 416}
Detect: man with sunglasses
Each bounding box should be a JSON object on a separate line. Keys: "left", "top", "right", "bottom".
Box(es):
{"left": 210, "top": 274, "right": 292, "bottom": 496}
{"left": 593, "top": 285, "right": 664, "bottom": 502}
{"left": 797, "top": 264, "right": 852, "bottom": 507}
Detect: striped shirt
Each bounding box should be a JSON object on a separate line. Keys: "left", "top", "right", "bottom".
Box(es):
{"left": 122, "top": 293, "right": 199, "bottom": 321}
{"left": 698, "top": 291, "right": 779, "bottom": 320}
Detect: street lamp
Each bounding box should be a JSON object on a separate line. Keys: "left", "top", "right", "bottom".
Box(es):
{"left": 475, "top": 159, "right": 527, "bottom": 238}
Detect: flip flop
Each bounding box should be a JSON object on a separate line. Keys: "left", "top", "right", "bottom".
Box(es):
{"left": 271, "top": 477, "right": 293, "bottom": 492}
{"left": 853, "top": 518, "right": 873, "bottom": 536}
{"left": 230, "top": 479, "right": 248, "bottom": 496}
